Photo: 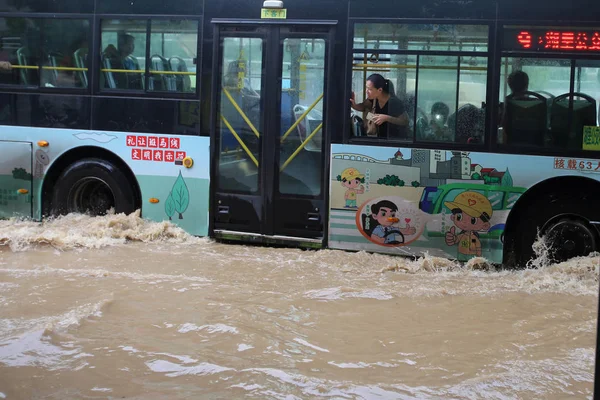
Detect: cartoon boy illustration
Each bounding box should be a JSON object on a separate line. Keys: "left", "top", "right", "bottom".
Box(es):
{"left": 444, "top": 191, "right": 493, "bottom": 261}
{"left": 363, "top": 200, "right": 416, "bottom": 245}
{"left": 341, "top": 167, "right": 365, "bottom": 208}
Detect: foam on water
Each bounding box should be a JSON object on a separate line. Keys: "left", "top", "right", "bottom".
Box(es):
{"left": 0, "top": 210, "right": 201, "bottom": 252}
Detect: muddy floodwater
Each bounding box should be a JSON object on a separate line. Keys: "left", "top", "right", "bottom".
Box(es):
{"left": 0, "top": 212, "right": 598, "bottom": 399}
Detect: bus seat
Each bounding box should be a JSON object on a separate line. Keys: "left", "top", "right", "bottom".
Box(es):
{"left": 293, "top": 104, "right": 323, "bottom": 152}
{"left": 16, "top": 46, "right": 36, "bottom": 85}
{"left": 150, "top": 54, "right": 176, "bottom": 91}
{"left": 73, "top": 48, "right": 88, "bottom": 88}
{"left": 550, "top": 92, "right": 596, "bottom": 149}
{"left": 100, "top": 53, "right": 116, "bottom": 89}
{"left": 448, "top": 104, "right": 485, "bottom": 143}
{"left": 45, "top": 52, "right": 63, "bottom": 87}
{"left": 169, "top": 56, "right": 192, "bottom": 92}
{"left": 504, "top": 91, "right": 547, "bottom": 147}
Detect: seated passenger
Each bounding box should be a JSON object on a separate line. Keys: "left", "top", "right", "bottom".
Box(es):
{"left": 501, "top": 70, "right": 529, "bottom": 143}
{"left": 103, "top": 33, "right": 142, "bottom": 89}
{"left": 427, "top": 101, "right": 452, "bottom": 141}
{"left": 350, "top": 73, "right": 409, "bottom": 139}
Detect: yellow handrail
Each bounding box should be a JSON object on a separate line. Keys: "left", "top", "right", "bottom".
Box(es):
{"left": 11, "top": 65, "right": 38, "bottom": 69}
{"left": 42, "top": 66, "right": 88, "bottom": 72}
{"left": 222, "top": 87, "right": 261, "bottom": 139}
{"left": 280, "top": 93, "right": 323, "bottom": 144}
{"left": 100, "top": 68, "right": 145, "bottom": 73}
{"left": 149, "top": 70, "right": 195, "bottom": 76}
{"left": 220, "top": 115, "right": 259, "bottom": 167}
{"left": 280, "top": 122, "right": 322, "bottom": 172}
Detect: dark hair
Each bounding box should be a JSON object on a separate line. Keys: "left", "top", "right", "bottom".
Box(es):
{"left": 367, "top": 73, "right": 395, "bottom": 96}
{"left": 431, "top": 102, "right": 450, "bottom": 122}
{"left": 507, "top": 70, "right": 529, "bottom": 94}
{"left": 371, "top": 200, "right": 398, "bottom": 214}
{"left": 117, "top": 33, "right": 135, "bottom": 47}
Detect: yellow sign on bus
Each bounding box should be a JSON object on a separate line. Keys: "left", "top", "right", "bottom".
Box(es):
{"left": 261, "top": 8, "right": 287, "bottom": 19}
{"left": 583, "top": 126, "right": 600, "bottom": 150}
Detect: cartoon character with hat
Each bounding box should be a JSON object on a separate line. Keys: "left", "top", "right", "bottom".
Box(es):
{"left": 444, "top": 191, "right": 493, "bottom": 261}
{"left": 340, "top": 167, "right": 365, "bottom": 208}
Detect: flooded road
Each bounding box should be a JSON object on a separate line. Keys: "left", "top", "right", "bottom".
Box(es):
{"left": 0, "top": 212, "right": 598, "bottom": 399}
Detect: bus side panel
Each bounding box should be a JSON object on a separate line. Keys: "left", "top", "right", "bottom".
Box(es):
{"left": 328, "top": 143, "right": 599, "bottom": 263}
{"left": 0, "top": 126, "right": 210, "bottom": 236}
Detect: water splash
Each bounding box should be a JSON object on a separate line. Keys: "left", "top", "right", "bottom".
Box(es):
{"left": 0, "top": 210, "right": 202, "bottom": 252}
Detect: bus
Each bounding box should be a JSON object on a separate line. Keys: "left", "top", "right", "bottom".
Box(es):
{"left": 1, "top": 0, "right": 600, "bottom": 268}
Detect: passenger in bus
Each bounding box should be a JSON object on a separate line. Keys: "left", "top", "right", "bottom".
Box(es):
{"left": 501, "top": 70, "right": 529, "bottom": 143}
{"left": 103, "top": 33, "right": 142, "bottom": 89}
{"left": 427, "top": 101, "right": 452, "bottom": 141}
{"left": 0, "top": 61, "right": 10, "bottom": 72}
{"left": 350, "top": 73, "right": 409, "bottom": 139}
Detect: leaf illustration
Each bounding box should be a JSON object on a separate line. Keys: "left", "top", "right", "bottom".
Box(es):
{"left": 172, "top": 171, "right": 190, "bottom": 219}
{"left": 164, "top": 191, "right": 176, "bottom": 220}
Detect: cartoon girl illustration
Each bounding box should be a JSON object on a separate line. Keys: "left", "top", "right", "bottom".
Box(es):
{"left": 361, "top": 200, "right": 416, "bottom": 245}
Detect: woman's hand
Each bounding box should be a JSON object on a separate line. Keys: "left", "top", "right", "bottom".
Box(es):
{"left": 349, "top": 91, "right": 356, "bottom": 107}
{"left": 372, "top": 113, "right": 389, "bottom": 125}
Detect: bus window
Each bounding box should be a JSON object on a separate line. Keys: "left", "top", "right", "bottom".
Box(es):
{"left": 149, "top": 20, "right": 198, "bottom": 93}
{"left": 498, "top": 26, "right": 600, "bottom": 151}
{"left": 416, "top": 56, "right": 458, "bottom": 142}
{"left": 100, "top": 20, "right": 146, "bottom": 90}
{"left": 41, "top": 19, "right": 89, "bottom": 89}
{"left": 0, "top": 17, "right": 40, "bottom": 86}
{"left": 350, "top": 23, "right": 489, "bottom": 143}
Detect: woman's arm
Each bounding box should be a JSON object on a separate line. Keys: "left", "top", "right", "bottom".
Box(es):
{"left": 373, "top": 112, "right": 408, "bottom": 126}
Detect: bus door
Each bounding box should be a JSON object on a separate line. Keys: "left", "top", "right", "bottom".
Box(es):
{"left": 210, "top": 20, "right": 334, "bottom": 245}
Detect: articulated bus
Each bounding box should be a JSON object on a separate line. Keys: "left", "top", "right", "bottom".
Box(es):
{"left": 2, "top": 0, "right": 600, "bottom": 267}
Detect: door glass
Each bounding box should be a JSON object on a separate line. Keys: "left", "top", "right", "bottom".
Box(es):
{"left": 279, "top": 38, "right": 326, "bottom": 196}
{"left": 218, "top": 37, "right": 263, "bottom": 193}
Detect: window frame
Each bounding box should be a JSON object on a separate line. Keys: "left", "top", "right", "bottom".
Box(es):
{"left": 345, "top": 18, "right": 495, "bottom": 151}
{"left": 94, "top": 14, "right": 202, "bottom": 99}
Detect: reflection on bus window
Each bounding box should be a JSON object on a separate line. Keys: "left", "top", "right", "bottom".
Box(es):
{"left": 41, "top": 19, "right": 89, "bottom": 88}
{"left": 498, "top": 57, "right": 600, "bottom": 150}
{"left": 0, "top": 17, "right": 40, "bottom": 86}
{"left": 101, "top": 19, "right": 146, "bottom": 90}
{"left": 218, "top": 37, "right": 263, "bottom": 193}
{"left": 149, "top": 20, "right": 198, "bottom": 93}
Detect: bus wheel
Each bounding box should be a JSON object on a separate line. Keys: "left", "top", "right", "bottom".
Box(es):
{"left": 541, "top": 216, "right": 597, "bottom": 264}
{"left": 511, "top": 198, "right": 599, "bottom": 267}
{"left": 50, "top": 158, "right": 136, "bottom": 216}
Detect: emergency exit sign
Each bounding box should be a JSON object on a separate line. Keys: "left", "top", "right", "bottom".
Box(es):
{"left": 261, "top": 8, "right": 287, "bottom": 19}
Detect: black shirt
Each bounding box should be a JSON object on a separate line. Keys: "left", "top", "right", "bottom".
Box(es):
{"left": 375, "top": 96, "right": 407, "bottom": 139}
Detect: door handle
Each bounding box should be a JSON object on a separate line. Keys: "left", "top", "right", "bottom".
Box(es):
{"left": 218, "top": 205, "right": 229, "bottom": 214}
{"left": 307, "top": 212, "right": 320, "bottom": 222}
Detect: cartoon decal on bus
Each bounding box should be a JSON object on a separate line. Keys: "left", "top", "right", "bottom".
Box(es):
{"left": 338, "top": 167, "right": 365, "bottom": 208}
{"left": 443, "top": 191, "right": 493, "bottom": 261}
{"left": 329, "top": 147, "right": 530, "bottom": 262}
{"left": 356, "top": 197, "right": 423, "bottom": 246}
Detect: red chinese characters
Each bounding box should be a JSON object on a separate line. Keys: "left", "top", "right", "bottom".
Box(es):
{"left": 126, "top": 135, "right": 186, "bottom": 162}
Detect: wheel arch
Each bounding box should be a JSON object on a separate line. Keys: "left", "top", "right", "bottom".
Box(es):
{"left": 41, "top": 146, "right": 142, "bottom": 217}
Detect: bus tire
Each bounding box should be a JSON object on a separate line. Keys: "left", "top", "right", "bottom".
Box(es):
{"left": 50, "top": 158, "right": 137, "bottom": 216}
{"left": 510, "top": 192, "right": 599, "bottom": 268}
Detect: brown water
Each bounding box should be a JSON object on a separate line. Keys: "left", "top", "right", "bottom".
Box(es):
{"left": 0, "top": 212, "right": 598, "bottom": 399}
